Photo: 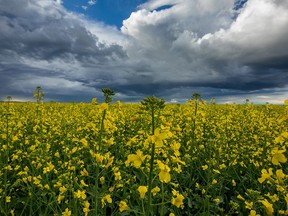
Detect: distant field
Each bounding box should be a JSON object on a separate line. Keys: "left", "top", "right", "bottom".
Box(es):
{"left": 1, "top": 102, "right": 287, "bottom": 215}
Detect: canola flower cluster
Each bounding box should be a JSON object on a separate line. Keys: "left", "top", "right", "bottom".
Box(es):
{"left": 0, "top": 101, "right": 287, "bottom": 215}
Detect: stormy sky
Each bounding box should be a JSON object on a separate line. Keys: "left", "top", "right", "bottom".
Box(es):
{"left": 0, "top": 0, "right": 287, "bottom": 103}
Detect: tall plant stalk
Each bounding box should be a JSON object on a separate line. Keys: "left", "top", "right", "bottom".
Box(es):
{"left": 141, "top": 96, "right": 165, "bottom": 216}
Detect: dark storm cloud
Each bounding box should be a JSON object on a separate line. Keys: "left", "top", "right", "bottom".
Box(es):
{"left": 0, "top": 0, "right": 287, "bottom": 103}
{"left": 0, "top": 1, "right": 125, "bottom": 62}
{"left": 0, "top": 0, "right": 128, "bottom": 101}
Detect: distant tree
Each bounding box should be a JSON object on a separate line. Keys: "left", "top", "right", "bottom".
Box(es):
{"left": 33, "top": 86, "right": 44, "bottom": 103}
{"left": 141, "top": 96, "right": 165, "bottom": 113}
{"left": 101, "top": 88, "right": 115, "bottom": 103}
{"left": 6, "top": 96, "right": 12, "bottom": 102}
{"left": 210, "top": 97, "right": 216, "bottom": 105}
{"left": 190, "top": 93, "right": 203, "bottom": 103}
{"left": 245, "top": 98, "right": 250, "bottom": 104}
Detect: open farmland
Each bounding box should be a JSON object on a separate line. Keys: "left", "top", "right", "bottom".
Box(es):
{"left": 0, "top": 101, "right": 287, "bottom": 215}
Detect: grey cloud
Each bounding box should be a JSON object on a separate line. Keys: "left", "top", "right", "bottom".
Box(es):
{"left": 121, "top": 0, "right": 288, "bottom": 96}
{"left": 0, "top": 0, "right": 287, "bottom": 104}
{"left": 0, "top": 0, "right": 126, "bottom": 63}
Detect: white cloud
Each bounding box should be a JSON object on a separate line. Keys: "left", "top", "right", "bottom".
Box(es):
{"left": 88, "top": 0, "right": 97, "bottom": 6}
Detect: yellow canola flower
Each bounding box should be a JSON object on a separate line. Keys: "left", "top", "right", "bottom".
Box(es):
{"left": 151, "top": 128, "right": 168, "bottom": 148}
{"left": 100, "top": 176, "right": 105, "bottom": 184}
{"left": 201, "top": 165, "right": 208, "bottom": 170}
{"left": 80, "top": 180, "right": 88, "bottom": 187}
{"left": 80, "top": 168, "right": 89, "bottom": 177}
{"left": 62, "top": 208, "right": 72, "bottom": 216}
{"left": 157, "top": 161, "right": 171, "bottom": 183}
{"left": 59, "top": 186, "right": 67, "bottom": 194}
{"left": 125, "top": 150, "right": 147, "bottom": 168}
{"left": 6, "top": 196, "right": 11, "bottom": 203}
{"left": 151, "top": 186, "right": 161, "bottom": 196}
{"left": 271, "top": 148, "right": 287, "bottom": 165}
{"left": 101, "top": 194, "right": 112, "bottom": 208}
{"left": 265, "top": 193, "right": 279, "bottom": 203}
{"left": 260, "top": 199, "right": 274, "bottom": 216}
{"left": 245, "top": 201, "right": 253, "bottom": 209}
{"left": 237, "top": 194, "right": 245, "bottom": 201}
{"left": 258, "top": 168, "right": 273, "bottom": 183}
{"left": 119, "top": 201, "right": 129, "bottom": 212}
{"left": 99, "top": 103, "right": 108, "bottom": 110}
{"left": 83, "top": 201, "right": 90, "bottom": 216}
{"left": 10, "top": 209, "right": 15, "bottom": 216}
{"left": 74, "top": 190, "right": 86, "bottom": 200}
{"left": 249, "top": 210, "right": 260, "bottom": 216}
{"left": 57, "top": 195, "right": 64, "bottom": 204}
{"left": 171, "top": 189, "right": 185, "bottom": 209}
{"left": 276, "top": 169, "right": 286, "bottom": 184}
{"left": 138, "top": 186, "right": 148, "bottom": 199}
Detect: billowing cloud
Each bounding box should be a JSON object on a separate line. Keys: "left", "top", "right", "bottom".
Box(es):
{"left": 0, "top": 0, "right": 127, "bottom": 101}
{"left": 0, "top": 0, "right": 287, "bottom": 103}
{"left": 119, "top": 0, "right": 288, "bottom": 102}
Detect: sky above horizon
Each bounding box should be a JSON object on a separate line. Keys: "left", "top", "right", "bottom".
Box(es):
{"left": 0, "top": 0, "right": 287, "bottom": 104}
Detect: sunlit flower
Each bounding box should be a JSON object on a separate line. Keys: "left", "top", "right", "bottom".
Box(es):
{"left": 202, "top": 165, "right": 208, "bottom": 170}
{"left": 125, "top": 150, "right": 147, "bottom": 168}
{"left": 258, "top": 168, "right": 273, "bottom": 183}
{"left": 62, "top": 208, "right": 71, "bottom": 216}
{"left": 157, "top": 161, "right": 171, "bottom": 183}
{"left": 265, "top": 193, "right": 279, "bottom": 203}
{"left": 100, "top": 176, "right": 105, "bottom": 184}
{"left": 6, "top": 196, "right": 11, "bottom": 203}
{"left": 119, "top": 201, "right": 129, "bottom": 212}
{"left": 271, "top": 148, "right": 287, "bottom": 165}
{"left": 101, "top": 194, "right": 112, "bottom": 208}
{"left": 151, "top": 186, "right": 161, "bottom": 196}
{"left": 249, "top": 210, "right": 260, "bottom": 216}
{"left": 83, "top": 201, "right": 90, "bottom": 216}
{"left": 10, "top": 209, "right": 15, "bottom": 216}
{"left": 74, "top": 190, "right": 86, "bottom": 200}
{"left": 80, "top": 180, "right": 88, "bottom": 187}
{"left": 276, "top": 169, "right": 286, "bottom": 184}
{"left": 138, "top": 186, "right": 148, "bottom": 199}
{"left": 212, "top": 179, "right": 217, "bottom": 185}
{"left": 245, "top": 201, "right": 253, "bottom": 209}
{"left": 171, "top": 190, "right": 185, "bottom": 209}
{"left": 237, "top": 194, "right": 245, "bottom": 201}
{"left": 80, "top": 168, "right": 89, "bottom": 177}
{"left": 151, "top": 128, "right": 167, "bottom": 148}
{"left": 260, "top": 199, "right": 274, "bottom": 216}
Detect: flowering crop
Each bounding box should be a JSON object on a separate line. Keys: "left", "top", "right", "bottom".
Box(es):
{"left": 0, "top": 101, "right": 287, "bottom": 215}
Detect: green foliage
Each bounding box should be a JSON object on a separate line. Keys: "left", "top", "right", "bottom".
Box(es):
{"left": 0, "top": 102, "right": 287, "bottom": 216}
{"left": 101, "top": 88, "right": 115, "bottom": 104}
{"left": 190, "top": 92, "right": 203, "bottom": 102}
{"left": 32, "top": 86, "right": 44, "bottom": 103}
{"left": 141, "top": 96, "right": 165, "bottom": 112}
{"left": 6, "top": 96, "right": 12, "bottom": 102}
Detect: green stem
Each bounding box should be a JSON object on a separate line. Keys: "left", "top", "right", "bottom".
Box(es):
{"left": 95, "top": 107, "right": 107, "bottom": 215}
{"left": 160, "top": 183, "right": 164, "bottom": 216}
{"left": 98, "top": 109, "right": 106, "bottom": 152}
{"left": 147, "top": 107, "right": 155, "bottom": 216}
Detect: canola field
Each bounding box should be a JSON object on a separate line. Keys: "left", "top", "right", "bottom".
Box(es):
{"left": 0, "top": 101, "right": 287, "bottom": 216}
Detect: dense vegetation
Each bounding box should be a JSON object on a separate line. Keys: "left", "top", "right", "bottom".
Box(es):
{"left": 0, "top": 100, "right": 287, "bottom": 215}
